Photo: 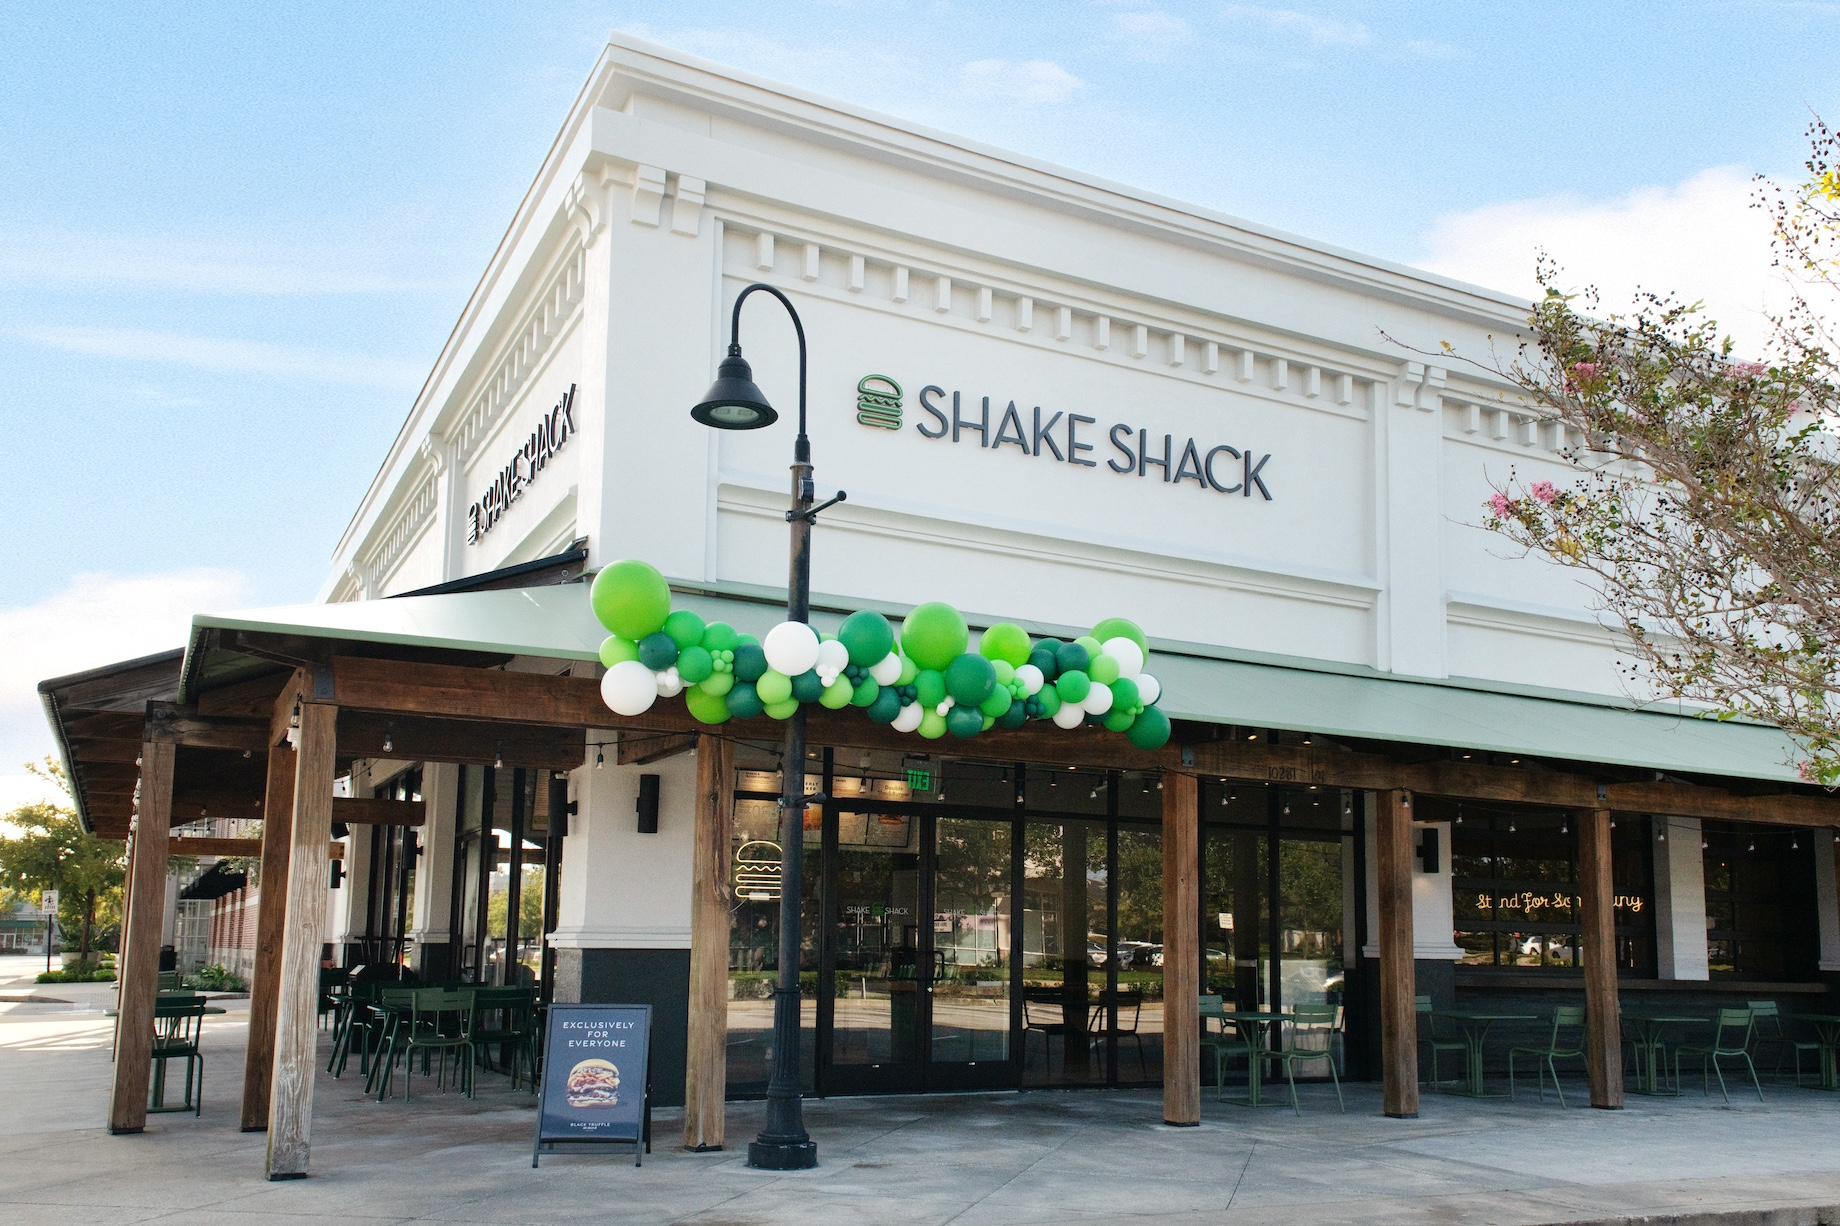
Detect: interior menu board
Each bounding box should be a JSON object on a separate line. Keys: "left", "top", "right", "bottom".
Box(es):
{"left": 533, "top": 1003, "right": 652, "bottom": 1167}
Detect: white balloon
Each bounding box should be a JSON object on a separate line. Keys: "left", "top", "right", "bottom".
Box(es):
{"left": 655, "top": 666, "right": 684, "bottom": 698}
{"left": 816, "top": 638, "right": 850, "bottom": 676}
{"left": 868, "top": 651, "right": 903, "bottom": 685}
{"left": 892, "top": 701, "right": 924, "bottom": 733}
{"left": 1135, "top": 672, "right": 1160, "bottom": 706}
{"left": 601, "top": 660, "right": 659, "bottom": 716}
{"left": 763, "top": 621, "right": 821, "bottom": 676}
{"left": 1016, "top": 663, "right": 1045, "bottom": 696}
{"left": 937, "top": 696, "right": 955, "bottom": 714}
{"left": 1051, "top": 701, "right": 1087, "bottom": 729}
{"left": 1082, "top": 681, "right": 1114, "bottom": 714}
{"left": 1101, "top": 637, "right": 1145, "bottom": 678}
{"left": 817, "top": 668, "right": 840, "bottom": 688}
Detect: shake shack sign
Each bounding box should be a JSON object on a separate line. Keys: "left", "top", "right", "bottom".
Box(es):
{"left": 857, "top": 375, "right": 1273, "bottom": 499}
{"left": 468, "top": 384, "right": 577, "bottom": 543}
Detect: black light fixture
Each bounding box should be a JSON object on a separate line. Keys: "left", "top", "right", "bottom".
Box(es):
{"left": 690, "top": 281, "right": 848, "bottom": 1173}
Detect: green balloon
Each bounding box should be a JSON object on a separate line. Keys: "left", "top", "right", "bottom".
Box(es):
{"left": 838, "top": 610, "right": 896, "bottom": 667}
{"left": 919, "top": 709, "right": 948, "bottom": 739}
{"left": 1110, "top": 677, "right": 1140, "bottom": 711}
{"left": 915, "top": 669, "right": 947, "bottom": 709}
{"left": 1037, "top": 686, "right": 1062, "bottom": 716}
{"left": 1056, "top": 642, "right": 1091, "bottom": 675}
{"left": 819, "top": 676, "right": 854, "bottom": 709}
{"left": 1126, "top": 705, "right": 1171, "bottom": 750}
{"left": 1057, "top": 669, "right": 1091, "bottom": 704}
{"left": 599, "top": 635, "right": 639, "bottom": 668}
{"left": 996, "top": 702, "right": 1028, "bottom": 729}
{"left": 727, "top": 681, "right": 763, "bottom": 719}
{"left": 698, "top": 671, "right": 734, "bottom": 697}
{"left": 733, "top": 642, "right": 768, "bottom": 682}
{"left": 1089, "top": 654, "right": 1120, "bottom": 686}
{"left": 589, "top": 559, "right": 672, "bottom": 639}
{"left": 851, "top": 677, "right": 880, "bottom": 707}
{"left": 1028, "top": 646, "right": 1059, "bottom": 680}
{"left": 685, "top": 687, "right": 731, "bottom": 724}
{"left": 677, "top": 645, "right": 714, "bottom": 684}
{"left": 944, "top": 653, "right": 996, "bottom": 706}
{"left": 901, "top": 602, "right": 969, "bottom": 671}
{"left": 756, "top": 670, "right": 793, "bottom": 705}
{"left": 639, "top": 632, "right": 679, "bottom": 670}
{"left": 992, "top": 659, "right": 1016, "bottom": 686}
{"left": 664, "top": 609, "right": 706, "bottom": 649}
{"left": 867, "top": 689, "right": 902, "bottom": 724}
{"left": 790, "top": 669, "right": 826, "bottom": 704}
{"left": 1075, "top": 635, "right": 1102, "bottom": 658}
{"left": 1103, "top": 708, "right": 1136, "bottom": 733}
{"left": 764, "top": 698, "right": 800, "bottom": 720}
{"left": 979, "top": 622, "right": 1033, "bottom": 667}
{"left": 701, "top": 621, "right": 740, "bottom": 652}
{"left": 897, "top": 654, "right": 919, "bottom": 686}
{"left": 946, "top": 706, "right": 984, "bottom": 738}
{"left": 1091, "top": 617, "right": 1148, "bottom": 656}
{"left": 979, "top": 687, "right": 1012, "bottom": 719}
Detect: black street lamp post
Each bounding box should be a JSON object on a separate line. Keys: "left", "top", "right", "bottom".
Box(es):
{"left": 691, "top": 282, "right": 843, "bottom": 1170}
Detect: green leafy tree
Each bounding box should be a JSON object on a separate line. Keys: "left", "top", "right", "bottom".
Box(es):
{"left": 0, "top": 759, "right": 126, "bottom": 962}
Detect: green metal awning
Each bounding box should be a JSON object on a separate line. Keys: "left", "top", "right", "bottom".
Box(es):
{"left": 178, "top": 581, "right": 1808, "bottom": 786}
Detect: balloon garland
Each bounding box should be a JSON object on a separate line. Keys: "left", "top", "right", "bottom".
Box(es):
{"left": 588, "top": 559, "right": 1172, "bottom": 751}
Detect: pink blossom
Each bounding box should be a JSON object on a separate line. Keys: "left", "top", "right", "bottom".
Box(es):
{"left": 1798, "top": 759, "right": 1817, "bottom": 782}
{"left": 1488, "top": 492, "right": 1512, "bottom": 517}
{"left": 1728, "top": 361, "right": 1767, "bottom": 380}
{"left": 1569, "top": 361, "right": 1600, "bottom": 381}
{"left": 1529, "top": 480, "right": 1558, "bottom": 505}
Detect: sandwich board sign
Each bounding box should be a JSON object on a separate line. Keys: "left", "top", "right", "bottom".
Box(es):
{"left": 532, "top": 1002, "right": 653, "bottom": 1167}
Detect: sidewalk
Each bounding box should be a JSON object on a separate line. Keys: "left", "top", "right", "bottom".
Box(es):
{"left": 3, "top": 955, "right": 1838, "bottom": 1225}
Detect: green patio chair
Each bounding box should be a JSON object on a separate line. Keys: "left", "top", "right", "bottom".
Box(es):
{"left": 359, "top": 986, "right": 419, "bottom": 1095}
{"left": 149, "top": 997, "right": 206, "bottom": 1116}
{"left": 1199, "top": 995, "right": 1252, "bottom": 1101}
{"left": 376, "top": 989, "right": 477, "bottom": 1100}
{"left": 471, "top": 986, "right": 539, "bottom": 1090}
{"left": 1675, "top": 1008, "right": 1764, "bottom": 1104}
{"left": 1746, "top": 1001, "right": 1821, "bottom": 1085}
{"left": 1263, "top": 1003, "right": 1345, "bottom": 1115}
{"left": 1417, "top": 995, "right": 1465, "bottom": 1089}
{"left": 1509, "top": 1005, "right": 1586, "bottom": 1107}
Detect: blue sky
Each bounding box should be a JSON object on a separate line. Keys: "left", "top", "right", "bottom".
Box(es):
{"left": 3, "top": 1, "right": 1838, "bottom": 794}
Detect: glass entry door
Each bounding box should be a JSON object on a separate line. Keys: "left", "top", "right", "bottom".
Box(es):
{"left": 821, "top": 809, "right": 1014, "bottom": 1093}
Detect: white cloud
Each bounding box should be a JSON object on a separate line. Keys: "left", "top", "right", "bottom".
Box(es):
{"left": 1220, "top": 5, "right": 1459, "bottom": 57}
{"left": 959, "top": 59, "right": 1085, "bottom": 106}
{"left": 1415, "top": 164, "right": 1839, "bottom": 358}
{"left": 11, "top": 325, "right": 424, "bottom": 389}
{"left": 0, "top": 570, "right": 249, "bottom": 822}
{"left": 1108, "top": 7, "right": 1193, "bottom": 57}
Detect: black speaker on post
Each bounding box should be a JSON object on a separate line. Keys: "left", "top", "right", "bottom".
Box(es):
{"left": 636, "top": 773, "right": 660, "bottom": 834}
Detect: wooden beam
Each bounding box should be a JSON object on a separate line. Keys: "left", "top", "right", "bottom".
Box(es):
{"left": 243, "top": 737, "right": 297, "bottom": 1132}
{"left": 109, "top": 740, "right": 173, "bottom": 1134}
{"left": 332, "top": 797, "right": 424, "bottom": 826}
{"left": 1162, "top": 771, "right": 1200, "bottom": 1126}
{"left": 618, "top": 731, "right": 698, "bottom": 766}
{"left": 266, "top": 703, "right": 335, "bottom": 1179}
{"left": 1578, "top": 809, "right": 1624, "bottom": 1109}
{"left": 1376, "top": 789, "right": 1419, "bottom": 1119}
{"left": 684, "top": 734, "right": 730, "bottom": 1152}
{"left": 336, "top": 709, "right": 584, "bottom": 771}
{"left": 169, "top": 836, "right": 341, "bottom": 859}
{"left": 145, "top": 702, "right": 269, "bottom": 752}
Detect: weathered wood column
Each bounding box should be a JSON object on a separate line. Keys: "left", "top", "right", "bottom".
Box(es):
{"left": 684, "top": 734, "right": 733, "bottom": 1151}
{"left": 1162, "top": 771, "right": 1200, "bottom": 1126}
{"left": 109, "top": 739, "right": 174, "bottom": 1133}
{"left": 1376, "top": 788, "right": 1419, "bottom": 1118}
{"left": 240, "top": 738, "right": 298, "bottom": 1131}
{"left": 266, "top": 700, "right": 336, "bottom": 1178}
{"left": 1579, "top": 808, "right": 1624, "bottom": 1108}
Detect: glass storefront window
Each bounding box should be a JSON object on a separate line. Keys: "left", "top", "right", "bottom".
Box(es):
{"left": 1704, "top": 823, "right": 1817, "bottom": 979}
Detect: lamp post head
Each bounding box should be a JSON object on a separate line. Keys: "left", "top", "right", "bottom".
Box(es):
{"left": 692, "top": 345, "right": 778, "bottom": 430}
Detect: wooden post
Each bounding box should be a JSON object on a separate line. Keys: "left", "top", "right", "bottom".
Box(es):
{"left": 112, "top": 828, "right": 139, "bottom": 1064}
{"left": 240, "top": 740, "right": 298, "bottom": 1131}
{"left": 1161, "top": 771, "right": 1200, "bottom": 1126}
{"left": 1579, "top": 808, "right": 1624, "bottom": 1109}
{"left": 1376, "top": 788, "right": 1419, "bottom": 1118}
{"left": 266, "top": 701, "right": 336, "bottom": 1178}
{"left": 109, "top": 740, "right": 174, "bottom": 1133}
{"left": 684, "top": 734, "right": 732, "bottom": 1151}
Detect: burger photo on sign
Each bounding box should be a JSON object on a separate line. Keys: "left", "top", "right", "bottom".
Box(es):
{"left": 565, "top": 1058, "right": 621, "bottom": 1108}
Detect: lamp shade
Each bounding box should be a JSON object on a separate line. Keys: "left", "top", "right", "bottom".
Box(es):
{"left": 691, "top": 348, "right": 778, "bottom": 430}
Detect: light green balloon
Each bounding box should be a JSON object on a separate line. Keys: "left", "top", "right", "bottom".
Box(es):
{"left": 1089, "top": 654, "right": 1120, "bottom": 686}
{"left": 1037, "top": 686, "right": 1062, "bottom": 716}
{"left": 1091, "top": 617, "right": 1148, "bottom": 655}
{"left": 664, "top": 609, "right": 706, "bottom": 649}
{"left": 1057, "top": 669, "right": 1091, "bottom": 704}
{"left": 701, "top": 621, "right": 740, "bottom": 652}
{"left": 919, "top": 709, "right": 948, "bottom": 739}
{"left": 1103, "top": 707, "right": 1135, "bottom": 732}
{"left": 901, "top": 602, "right": 970, "bottom": 671}
{"left": 915, "top": 670, "right": 947, "bottom": 709}
{"left": 897, "top": 655, "right": 919, "bottom": 686}
{"left": 697, "top": 671, "right": 735, "bottom": 697}
{"left": 764, "top": 698, "right": 801, "bottom": 720}
{"left": 589, "top": 559, "right": 672, "bottom": 639}
{"left": 1075, "top": 635, "right": 1103, "bottom": 659}
{"left": 991, "top": 659, "right": 1016, "bottom": 686}
{"left": 979, "top": 688, "right": 1012, "bottom": 719}
{"left": 979, "top": 622, "right": 1033, "bottom": 667}
{"left": 599, "top": 635, "right": 640, "bottom": 668}
{"left": 820, "top": 676, "right": 855, "bottom": 709}
{"left": 756, "top": 670, "right": 793, "bottom": 705}
{"left": 685, "top": 688, "right": 731, "bottom": 724}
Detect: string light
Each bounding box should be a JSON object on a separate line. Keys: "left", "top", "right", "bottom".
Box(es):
{"left": 495, "top": 746, "right": 504, "bottom": 769}
{"left": 595, "top": 747, "right": 605, "bottom": 769}
{"left": 383, "top": 723, "right": 394, "bottom": 754}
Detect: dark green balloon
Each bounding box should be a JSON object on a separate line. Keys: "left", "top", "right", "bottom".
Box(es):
{"left": 943, "top": 652, "right": 996, "bottom": 706}
{"left": 1126, "top": 704, "right": 1171, "bottom": 750}
{"left": 732, "top": 642, "right": 768, "bottom": 683}
{"left": 638, "top": 632, "right": 679, "bottom": 671}
{"left": 837, "top": 610, "right": 896, "bottom": 667}
{"left": 851, "top": 677, "right": 880, "bottom": 707}
{"left": 1027, "top": 646, "right": 1060, "bottom": 680}
{"left": 790, "top": 669, "right": 826, "bottom": 703}
{"left": 946, "top": 706, "right": 985, "bottom": 738}
{"left": 1055, "top": 641, "right": 1091, "bottom": 675}
{"left": 726, "top": 681, "right": 764, "bottom": 720}
{"left": 866, "top": 689, "right": 902, "bottom": 724}
{"left": 995, "top": 702, "right": 1029, "bottom": 730}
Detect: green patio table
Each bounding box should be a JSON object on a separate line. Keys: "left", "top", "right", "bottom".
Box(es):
{"left": 1619, "top": 1013, "right": 1706, "bottom": 1096}
{"left": 1795, "top": 1014, "right": 1840, "bottom": 1090}
{"left": 1431, "top": 1010, "right": 1534, "bottom": 1098}
{"left": 1217, "top": 1010, "right": 1289, "bottom": 1107}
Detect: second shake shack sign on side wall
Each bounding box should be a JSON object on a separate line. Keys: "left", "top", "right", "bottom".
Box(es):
{"left": 854, "top": 374, "right": 1273, "bottom": 499}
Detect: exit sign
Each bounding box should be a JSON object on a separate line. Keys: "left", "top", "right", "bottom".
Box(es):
{"left": 906, "top": 768, "right": 932, "bottom": 791}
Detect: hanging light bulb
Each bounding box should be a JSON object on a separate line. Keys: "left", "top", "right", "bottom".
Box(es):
{"left": 1282, "top": 803, "right": 1291, "bottom": 816}
{"left": 1748, "top": 839, "right": 1756, "bottom": 853}
{"left": 495, "top": 746, "right": 504, "bottom": 769}
{"left": 595, "top": 747, "right": 605, "bottom": 770}
{"left": 1791, "top": 834, "right": 1799, "bottom": 850}
{"left": 1456, "top": 805, "right": 1464, "bottom": 826}
{"left": 1509, "top": 819, "right": 1517, "bottom": 833}
{"left": 1561, "top": 817, "right": 1569, "bottom": 834}
{"left": 1090, "top": 788, "right": 1099, "bottom": 799}
{"left": 1702, "top": 837, "right": 1709, "bottom": 850}
{"left": 1657, "top": 826, "right": 1667, "bottom": 842}
{"left": 383, "top": 723, "right": 394, "bottom": 754}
